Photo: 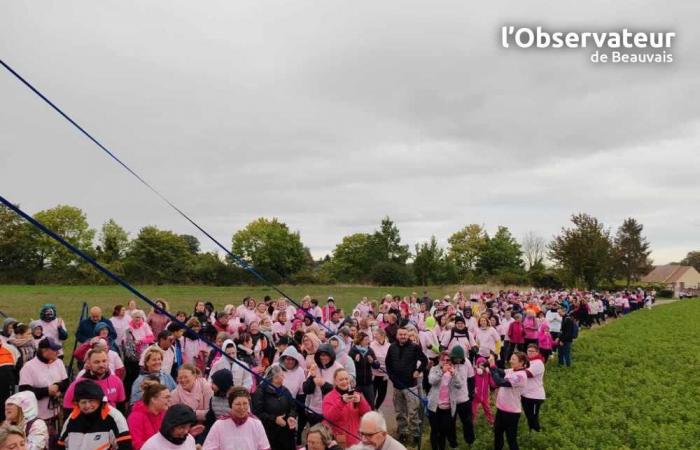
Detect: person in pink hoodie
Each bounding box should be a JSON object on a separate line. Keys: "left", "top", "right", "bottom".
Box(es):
{"left": 472, "top": 356, "right": 495, "bottom": 426}
{"left": 322, "top": 368, "right": 372, "bottom": 447}
{"left": 522, "top": 311, "right": 539, "bottom": 348}
{"left": 128, "top": 381, "right": 171, "bottom": 450}
{"left": 536, "top": 315, "right": 554, "bottom": 360}
{"left": 506, "top": 313, "right": 525, "bottom": 361}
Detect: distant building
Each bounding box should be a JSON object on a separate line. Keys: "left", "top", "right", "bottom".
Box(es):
{"left": 642, "top": 265, "right": 700, "bottom": 297}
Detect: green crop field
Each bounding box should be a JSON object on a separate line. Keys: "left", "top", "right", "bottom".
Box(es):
{"left": 450, "top": 298, "right": 700, "bottom": 450}
{"left": 1, "top": 285, "right": 698, "bottom": 449}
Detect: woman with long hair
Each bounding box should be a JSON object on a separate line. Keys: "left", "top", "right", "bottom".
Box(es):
{"left": 128, "top": 381, "right": 171, "bottom": 450}
{"left": 369, "top": 328, "right": 390, "bottom": 410}
{"left": 3, "top": 391, "right": 48, "bottom": 450}
{"left": 147, "top": 299, "right": 171, "bottom": 338}
{"left": 488, "top": 351, "right": 529, "bottom": 450}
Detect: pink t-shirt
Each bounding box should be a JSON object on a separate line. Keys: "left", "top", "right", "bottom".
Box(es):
{"left": 202, "top": 417, "right": 270, "bottom": 450}
{"left": 438, "top": 373, "right": 451, "bottom": 408}
{"left": 63, "top": 374, "right": 126, "bottom": 408}
{"left": 522, "top": 359, "right": 546, "bottom": 400}
{"left": 495, "top": 369, "right": 527, "bottom": 413}
{"left": 18, "top": 358, "right": 68, "bottom": 420}
{"left": 475, "top": 327, "right": 501, "bottom": 357}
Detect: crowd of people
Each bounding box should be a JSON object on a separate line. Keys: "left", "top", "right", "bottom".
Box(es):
{"left": 0, "top": 288, "right": 656, "bottom": 450}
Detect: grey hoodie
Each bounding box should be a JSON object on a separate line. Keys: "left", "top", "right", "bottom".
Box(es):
{"left": 276, "top": 346, "right": 306, "bottom": 397}
{"left": 329, "top": 335, "right": 356, "bottom": 382}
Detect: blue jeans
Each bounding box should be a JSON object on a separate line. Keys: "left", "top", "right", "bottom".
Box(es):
{"left": 558, "top": 341, "right": 572, "bottom": 366}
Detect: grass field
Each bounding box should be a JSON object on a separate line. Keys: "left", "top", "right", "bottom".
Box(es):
{"left": 1, "top": 285, "right": 698, "bottom": 449}
{"left": 457, "top": 298, "right": 700, "bottom": 450}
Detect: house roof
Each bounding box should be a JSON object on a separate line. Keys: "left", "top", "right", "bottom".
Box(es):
{"left": 642, "top": 265, "right": 695, "bottom": 283}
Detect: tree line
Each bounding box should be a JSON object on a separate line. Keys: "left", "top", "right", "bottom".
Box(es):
{"left": 2, "top": 203, "right": 693, "bottom": 289}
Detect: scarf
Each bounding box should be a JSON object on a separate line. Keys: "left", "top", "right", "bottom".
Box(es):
{"left": 230, "top": 412, "right": 250, "bottom": 426}
{"left": 354, "top": 345, "right": 368, "bottom": 356}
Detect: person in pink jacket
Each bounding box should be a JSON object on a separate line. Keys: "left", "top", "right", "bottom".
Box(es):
{"left": 127, "top": 381, "right": 170, "bottom": 450}
{"left": 536, "top": 316, "right": 554, "bottom": 360}
{"left": 322, "top": 368, "right": 372, "bottom": 447}
{"left": 472, "top": 356, "right": 495, "bottom": 426}
{"left": 522, "top": 311, "right": 539, "bottom": 348}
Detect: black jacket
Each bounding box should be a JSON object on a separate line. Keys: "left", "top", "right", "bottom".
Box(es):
{"left": 385, "top": 341, "right": 427, "bottom": 389}
{"left": 559, "top": 316, "right": 576, "bottom": 342}
{"left": 348, "top": 347, "right": 379, "bottom": 387}
{"left": 251, "top": 384, "right": 297, "bottom": 450}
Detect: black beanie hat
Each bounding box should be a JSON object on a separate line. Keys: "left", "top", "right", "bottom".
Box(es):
{"left": 210, "top": 369, "right": 234, "bottom": 395}
{"left": 74, "top": 380, "right": 105, "bottom": 402}
{"left": 160, "top": 404, "right": 197, "bottom": 445}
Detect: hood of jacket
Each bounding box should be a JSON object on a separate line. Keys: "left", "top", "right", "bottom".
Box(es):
{"left": 328, "top": 335, "right": 347, "bottom": 360}
{"left": 279, "top": 345, "right": 304, "bottom": 371}
{"left": 221, "top": 339, "right": 237, "bottom": 360}
{"left": 6, "top": 391, "right": 39, "bottom": 422}
{"left": 314, "top": 343, "right": 337, "bottom": 369}
{"left": 160, "top": 404, "right": 196, "bottom": 445}
{"left": 40, "top": 304, "right": 57, "bottom": 322}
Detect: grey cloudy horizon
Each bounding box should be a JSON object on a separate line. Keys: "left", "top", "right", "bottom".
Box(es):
{"left": 1, "top": 0, "right": 699, "bottom": 265}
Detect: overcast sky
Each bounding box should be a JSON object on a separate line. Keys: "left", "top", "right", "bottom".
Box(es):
{"left": 1, "top": 1, "right": 699, "bottom": 264}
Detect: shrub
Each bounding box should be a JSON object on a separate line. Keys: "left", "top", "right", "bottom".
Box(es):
{"left": 370, "top": 261, "right": 414, "bottom": 286}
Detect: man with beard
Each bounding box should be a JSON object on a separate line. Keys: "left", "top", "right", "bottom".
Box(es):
{"left": 63, "top": 347, "right": 126, "bottom": 413}
{"left": 385, "top": 327, "right": 427, "bottom": 446}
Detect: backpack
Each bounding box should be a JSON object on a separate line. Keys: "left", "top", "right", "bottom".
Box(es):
{"left": 122, "top": 329, "right": 139, "bottom": 362}
{"left": 571, "top": 319, "right": 579, "bottom": 339}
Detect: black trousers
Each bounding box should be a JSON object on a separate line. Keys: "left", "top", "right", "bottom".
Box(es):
{"left": 449, "top": 401, "right": 475, "bottom": 446}
{"left": 372, "top": 376, "right": 388, "bottom": 409}
{"left": 494, "top": 409, "right": 520, "bottom": 450}
{"left": 357, "top": 383, "right": 375, "bottom": 410}
{"left": 428, "top": 408, "right": 455, "bottom": 450}
{"left": 521, "top": 397, "right": 544, "bottom": 431}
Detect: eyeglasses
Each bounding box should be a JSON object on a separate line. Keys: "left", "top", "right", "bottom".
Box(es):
{"left": 359, "top": 430, "right": 384, "bottom": 437}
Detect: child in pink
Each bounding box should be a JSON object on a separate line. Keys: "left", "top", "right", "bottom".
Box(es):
{"left": 537, "top": 319, "right": 554, "bottom": 360}
{"left": 472, "top": 356, "right": 495, "bottom": 425}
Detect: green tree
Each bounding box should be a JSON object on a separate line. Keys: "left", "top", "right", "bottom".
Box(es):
{"left": 231, "top": 218, "right": 307, "bottom": 280}
{"left": 124, "top": 226, "right": 194, "bottom": 283}
{"left": 549, "top": 213, "right": 614, "bottom": 289}
{"left": 370, "top": 217, "right": 410, "bottom": 264}
{"left": 33, "top": 205, "right": 96, "bottom": 276}
{"left": 614, "top": 218, "right": 652, "bottom": 287}
{"left": 0, "top": 204, "right": 40, "bottom": 282}
{"left": 329, "top": 233, "right": 377, "bottom": 282}
{"left": 370, "top": 261, "right": 413, "bottom": 286}
{"left": 413, "top": 236, "right": 445, "bottom": 285}
{"left": 180, "top": 234, "right": 201, "bottom": 255}
{"left": 680, "top": 251, "right": 700, "bottom": 272}
{"left": 97, "top": 219, "right": 129, "bottom": 263}
{"left": 448, "top": 224, "right": 488, "bottom": 275}
{"left": 477, "top": 226, "right": 524, "bottom": 275}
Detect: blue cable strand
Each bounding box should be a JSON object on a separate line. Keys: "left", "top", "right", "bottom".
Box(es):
{"left": 0, "top": 59, "right": 429, "bottom": 408}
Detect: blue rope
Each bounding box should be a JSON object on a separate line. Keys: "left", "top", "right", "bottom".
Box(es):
{"left": 0, "top": 196, "right": 363, "bottom": 442}
{"left": 0, "top": 59, "right": 429, "bottom": 408}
